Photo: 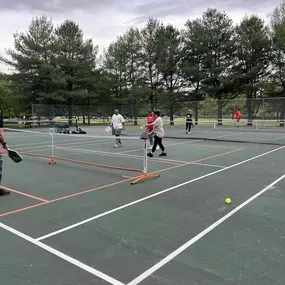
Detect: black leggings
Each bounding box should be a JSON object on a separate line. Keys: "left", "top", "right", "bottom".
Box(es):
{"left": 186, "top": 121, "right": 192, "bottom": 132}
{"left": 152, "top": 135, "right": 165, "bottom": 152}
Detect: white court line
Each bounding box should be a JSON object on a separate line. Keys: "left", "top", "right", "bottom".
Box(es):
{"left": 209, "top": 132, "right": 243, "bottom": 139}
{"left": 120, "top": 132, "right": 243, "bottom": 154}
{"left": 0, "top": 222, "right": 124, "bottom": 285}
{"left": 9, "top": 137, "right": 90, "bottom": 148}
{"left": 167, "top": 128, "right": 285, "bottom": 136}
{"left": 213, "top": 127, "right": 285, "bottom": 136}
{"left": 119, "top": 140, "right": 201, "bottom": 154}
{"left": 10, "top": 136, "right": 110, "bottom": 148}
{"left": 127, "top": 172, "right": 285, "bottom": 285}
{"left": 36, "top": 145, "right": 285, "bottom": 241}
{"left": 54, "top": 146, "right": 190, "bottom": 164}
{"left": 191, "top": 162, "right": 225, "bottom": 168}
{"left": 16, "top": 145, "right": 52, "bottom": 152}
{"left": 15, "top": 138, "right": 112, "bottom": 151}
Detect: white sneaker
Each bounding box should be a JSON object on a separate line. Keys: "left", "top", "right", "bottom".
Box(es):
{"left": 114, "top": 144, "right": 118, "bottom": 148}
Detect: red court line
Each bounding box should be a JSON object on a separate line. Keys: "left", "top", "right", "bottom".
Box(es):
{"left": 48, "top": 148, "right": 244, "bottom": 202}
{"left": 49, "top": 177, "right": 134, "bottom": 203}
{"left": 1, "top": 186, "right": 48, "bottom": 202}
{"left": 149, "top": 147, "right": 244, "bottom": 175}
{"left": 0, "top": 178, "right": 134, "bottom": 217}
{"left": 190, "top": 148, "right": 244, "bottom": 163}
{"left": 0, "top": 202, "right": 48, "bottom": 217}
{"left": 19, "top": 151, "right": 143, "bottom": 174}
{"left": 0, "top": 147, "right": 244, "bottom": 218}
{"left": 55, "top": 146, "right": 180, "bottom": 165}
{"left": 186, "top": 143, "right": 238, "bottom": 149}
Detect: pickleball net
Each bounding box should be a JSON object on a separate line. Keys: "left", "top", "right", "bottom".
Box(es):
{"left": 162, "top": 118, "right": 285, "bottom": 146}
{"left": 5, "top": 128, "right": 160, "bottom": 185}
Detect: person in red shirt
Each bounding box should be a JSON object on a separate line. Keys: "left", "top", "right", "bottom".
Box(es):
{"left": 146, "top": 109, "right": 158, "bottom": 150}
{"left": 234, "top": 109, "right": 242, "bottom": 127}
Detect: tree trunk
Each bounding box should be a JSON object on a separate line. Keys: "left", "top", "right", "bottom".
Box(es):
{"left": 279, "top": 98, "right": 285, "bottom": 127}
{"left": 217, "top": 100, "right": 222, "bottom": 126}
{"left": 133, "top": 104, "right": 138, "bottom": 126}
{"left": 82, "top": 109, "right": 86, "bottom": 124}
{"left": 169, "top": 104, "right": 174, "bottom": 126}
{"left": 247, "top": 98, "right": 253, "bottom": 126}
{"left": 87, "top": 98, "right": 91, "bottom": 126}
{"left": 194, "top": 101, "right": 199, "bottom": 125}
{"left": 67, "top": 97, "right": 73, "bottom": 126}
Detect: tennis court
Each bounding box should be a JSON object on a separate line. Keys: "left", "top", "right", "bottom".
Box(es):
{"left": 0, "top": 124, "right": 284, "bottom": 285}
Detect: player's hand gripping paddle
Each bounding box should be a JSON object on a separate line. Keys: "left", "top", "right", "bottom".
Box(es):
{"left": 8, "top": 149, "right": 23, "bottom": 163}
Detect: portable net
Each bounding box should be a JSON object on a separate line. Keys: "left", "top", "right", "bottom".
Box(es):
{"left": 4, "top": 128, "right": 160, "bottom": 185}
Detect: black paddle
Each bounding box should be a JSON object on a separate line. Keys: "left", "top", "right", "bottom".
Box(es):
{"left": 7, "top": 149, "right": 23, "bottom": 163}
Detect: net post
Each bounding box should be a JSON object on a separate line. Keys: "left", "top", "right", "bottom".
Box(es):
{"left": 143, "top": 138, "right": 148, "bottom": 174}
{"left": 49, "top": 128, "right": 56, "bottom": 165}
{"left": 131, "top": 132, "right": 160, "bottom": 185}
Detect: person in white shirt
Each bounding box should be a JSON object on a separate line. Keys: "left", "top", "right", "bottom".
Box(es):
{"left": 145, "top": 110, "right": 166, "bottom": 157}
{"left": 110, "top": 109, "right": 125, "bottom": 148}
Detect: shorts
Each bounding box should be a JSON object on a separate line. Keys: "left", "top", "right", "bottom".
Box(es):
{"left": 148, "top": 132, "right": 154, "bottom": 140}
{"left": 112, "top": 128, "right": 122, "bottom": 136}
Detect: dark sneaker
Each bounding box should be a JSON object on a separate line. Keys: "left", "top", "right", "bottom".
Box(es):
{"left": 147, "top": 152, "right": 153, "bottom": 157}
{"left": 0, "top": 189, "right": 10, "bottom": 196}
{"left": 159, "top": 153, "right": 167, "bottom": 156}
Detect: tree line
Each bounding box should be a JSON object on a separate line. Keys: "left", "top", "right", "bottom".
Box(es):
{"left": 1, "top": 3, "right": 285, "bottom": 125}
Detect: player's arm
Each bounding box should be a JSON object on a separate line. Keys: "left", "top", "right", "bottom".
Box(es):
{"left": 146, "top": 118, "right": 158, "bottom": 127}
{"left": 0, "top": 119, "right": 7, "bottom": 149}
{"left": 0, "top": 129, "right": 5, "bottom": 145}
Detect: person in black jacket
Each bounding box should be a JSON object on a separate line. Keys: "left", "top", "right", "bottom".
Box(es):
{"left": 185, "top": 109, "right": 193, "bottom": 134}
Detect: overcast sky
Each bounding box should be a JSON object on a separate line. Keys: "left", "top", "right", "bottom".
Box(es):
{"left": 0, "top": 0, "right": 282, "bottom": 73}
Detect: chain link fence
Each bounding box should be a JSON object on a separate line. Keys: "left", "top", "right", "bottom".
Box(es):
{"left": 25, "top": 97, "right": 285, "bottom": 128}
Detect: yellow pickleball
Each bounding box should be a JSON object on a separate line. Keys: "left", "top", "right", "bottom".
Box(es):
{"left": 225, "top": 198, "right": 232, "bottom": 204}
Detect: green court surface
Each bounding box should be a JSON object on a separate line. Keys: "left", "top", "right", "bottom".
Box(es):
{"left": 0, "top": 127, "right": 285, "bottom": 285}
